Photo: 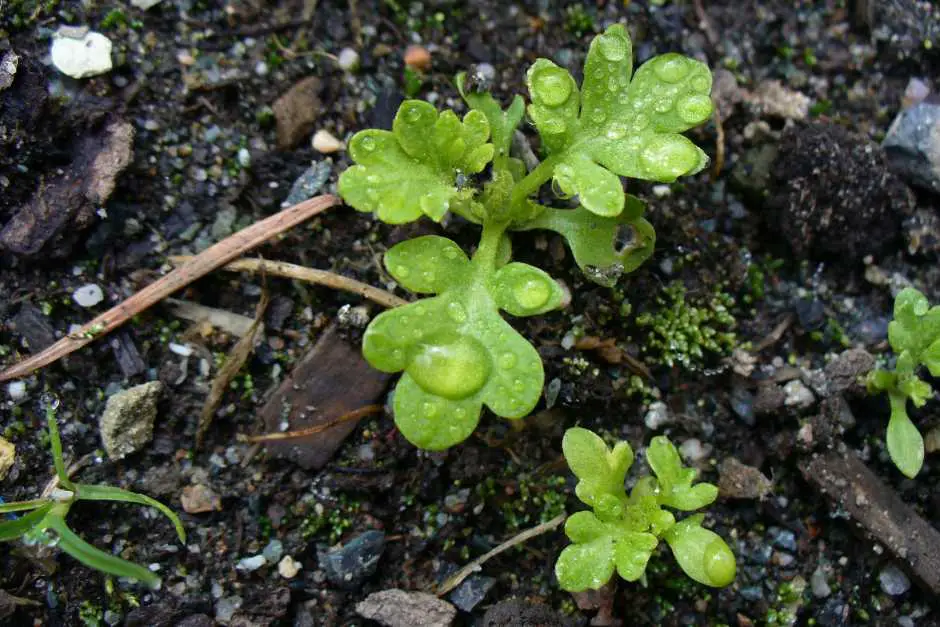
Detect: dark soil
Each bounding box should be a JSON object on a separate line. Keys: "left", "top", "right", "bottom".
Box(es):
{"left": 2, "top": 1, "right": 940, "bottom": 626}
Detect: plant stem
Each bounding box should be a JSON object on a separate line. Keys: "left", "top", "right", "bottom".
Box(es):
{"left": 472, "top": 219, "right": 508, "bottom": 273}
{"left": 509, "top": 154, "right": 559, "bottom": 209}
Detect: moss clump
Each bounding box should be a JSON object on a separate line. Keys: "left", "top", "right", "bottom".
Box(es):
{"left": 635, "top": 281, "right": 736, "bottom": 370}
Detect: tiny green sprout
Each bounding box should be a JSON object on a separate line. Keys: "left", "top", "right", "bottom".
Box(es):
{"left": 339, "top": 24, "right": 714, "bottom": 449}
{"left": 555, "top": 427, "right": 735, "bottom": 591}
{"left": 867, "top": 287, "right": 940, "bottom": 478}
{"left": 0, "top": 400, "right": 185, "bottom": 587}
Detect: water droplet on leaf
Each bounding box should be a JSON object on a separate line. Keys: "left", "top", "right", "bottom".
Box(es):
{"left": 597, "top": 33, "right": 628, "bottom": 61}
{"left": 447, "top": 301, "right": 468, "bottom": 323}
{"left": 405, "top": 105, "right": 423, "bottom": 122}
{"left": 676, "top": 94, "right": 713, "bottom": 124}
{"left": 359, "top": 136, "right": 376, "bottom": 151}
{"left": 653, "top": 55, "right": 689, "bottom": 83}
{"left": 533, "top": 67, "right": 572, "bottom": 107}
{"left": 408, "top": 335, "right": 491, "bottom": 399}
{"left": 606, "top": 123, "right": 627, "bottom": 140}
{"left": 395, "top": 265, "right": 410, "bottom": 278}
{"left": 540, "top": 117, "right": 567, "bottom": 135}
{"left": 499, "top": 352, "right": 517, "bottom": 369}
{"left": 514, "top": 278, "right": 551, "bottom": 310}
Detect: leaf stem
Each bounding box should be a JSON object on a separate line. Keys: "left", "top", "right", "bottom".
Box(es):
{"left": 472, "top": 219, "right": 508, "bottom": 273}
{"left": 509, "top": 154, "right": 559, "bottom": 209}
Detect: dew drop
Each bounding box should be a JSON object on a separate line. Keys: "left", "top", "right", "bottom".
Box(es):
{"left": 597, "top": 32, "right": 627, "bottom": 61}
{"left": 405, "top": 104, "right": 423, "bottom": 122}
{"left": 640, "top": 136, "right": 699, "bottom": 179}
{"left": 607, "top": 76, "right": 618, "bottom": 91}
{"left": 512, "top": 379, "right": 525, "bottom": 392}
{"left": 366, "top": 188, "right": 379, "bottom": 201}
{"left": 654, "top": 97, "right": 674, "bottom": 113}
{"left": 533, "top": 67, "right": 572, "bottom": 107}
{"left": 652, "top": 54, "right": 689, "bottom": 83}
{"left": 359, "top": 136, "right": 376, "bottom": 152}
{"left": 447, "top": 301, "right": 468, "bottom": 323}
{"left": 499, "top": 352, "right": 518, "bottom": 369}
{"left": 676, "top": 94, "right": 713, "bottom": 124}
{"left": 632, "top": 113, "right": 650, "bottom": 130}
{"left": 514, "top": 278, "right": 551, "bottom": 310}
{"left": 407, "top": 335, "right": 491, "bottom": 399}
{"left": 422, "top": 270, "right": 436, "bottom": 283}
{"left": 422, "top": 401, "right": 439, "bottom": 418}
{"left": 691, "top": 75, "right": 710, "bottom": 92}
{"left": 590, "top": 107, "right": 607, "bottom": 124}
{"left": 455, "top": 407, "right": 467, "bottom": 420}
{"left": 395, "top": 265, "right": 410, "bottom": 278}
{"left": 443, "top": 247, "right": 459, "bottom": 260}
{"left": 367, "top": 175, "right": 379, "bottom": 184}
{"left": 392, "top": 349, "right": 404, "bottom": 362}
{"left": 606, "top": 122, "right": 627, "bottom": 140}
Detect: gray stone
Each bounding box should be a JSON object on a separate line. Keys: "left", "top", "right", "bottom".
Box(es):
{"left": 448, "top": 574, "right": 495, "bottom": 612}
{"left": 99, "top": 381, "right": 163, "bottom": 459}
{"left": 0, "top": 51, "right": 18, "bottom": 91}
{"left": 884, "top": 102, "right": 940, "bottom": 193}
{"left": 783, "top": 380, "right": 815, "bottom": 409}
{"left": 284, "top": 161, "right": 332, "bottom": 206}
{"left": 878, "top": 563, "right": 911, "bottom": 596}
{"left": 768, "top": 527, "right": 798, "bottom": 552}
{"left": 320, "top": 530, "right": 385, "bottom": 589}
{"left": 811, "top": 566, "right": 832, "bottom": 598}
{"left": 73, "top": 283, "right": 104, "bottom": 307}
{"left": 824, "top": 348, "right": 875, "bottom": 394}
{"left": 643, "top": 401, "right": 671, "bottom": 430}
{"left": 337, "top": 48, "right": 360, "bottom": 72}
{"left": 356, "top": 589, "right": 455, "bottom": 627}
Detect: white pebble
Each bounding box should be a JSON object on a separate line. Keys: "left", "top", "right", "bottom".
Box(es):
{"left": 278, "top": 555, "right": 302, "bottom": 579}
{"left": 168, "top": 342, "right": 194, "bottom": 357}
{"left": 6, "top": 381, "right": 27, "bottom": 402}
{"left": 235, "top": 555, "right": 267, "bottom": 572}
{"left": 237, "top": 147, "right": 251, "bottom": 168}
{"left": 783, "top": 380, "right": 815, "bottom": 408}
{"left": 337, "top": 47, "right": 360, "bottom": 72}
{"left": 72, "top": 283, "right": 104, "bottom": 307}
{"left": 679, "top": 438, "right": 711, "bottom": 463}
{"left": 50, "top": 27, "right": 113, "bottom": 79}
{"left": 312, "top": 129, "right": 345, "bottom": 154}
{"left": 643, "top": 401, "right": 671, "bottom": 430}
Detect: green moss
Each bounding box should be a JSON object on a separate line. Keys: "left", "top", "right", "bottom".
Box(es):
{"left": 564, "top": 5, "right": 595, "bottom": 37}
{"left": 635, "top": 281, "right": 737, "bottom": 370}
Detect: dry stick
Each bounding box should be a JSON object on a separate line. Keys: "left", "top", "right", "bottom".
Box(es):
{"left": 238, "top": 404, "right": 384, "bottom": 443}
{"left": 0, "top": 195, "right": 341, "bottom": 382}
{"left": 436, "top": 513, "right": 567, "bottom": 596}
{"left": 169, "top": 256, "right": 409, "bottom": 309}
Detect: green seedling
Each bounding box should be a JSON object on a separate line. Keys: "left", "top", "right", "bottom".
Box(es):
{"left": 555, "top": 427, "right": 735, "bottom": 591}
{"left": 0, "top": 402, "right": 185, "bottom": 588}
{"left": 339, "top": 24, "right": 714, "bottom": 449}
{"left": 867, "top": 287, "right": 940, "bottom": 478}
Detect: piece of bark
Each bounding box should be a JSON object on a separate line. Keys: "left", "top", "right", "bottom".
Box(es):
{"left": 272, "top": 76, "right": 322, "bottom": 150}
{"left": 802, "top": 451, "right": 940, "bottom": 595}
{"left": 260, "top": 325, "right": 390, "bottom": 469}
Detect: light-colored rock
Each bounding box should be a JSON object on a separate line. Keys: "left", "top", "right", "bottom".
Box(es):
{"left": 0, "top": 436, "right": 15, "bottom": 480}
{"left": 312, "top": 129, "right": 345, "bottom": 154}
{"left": 884, "top": 101, "right": 940, "bottom": 193}
{"left": 6, "top": 381, "right": 27, "bottom": 402}
{"left": 235, "top": 555, "right": 266, "bottom": 572}
{"left": 337, "top": 47, "right": 360, "bottom": 72}
{"left": 0, "top": 51, "right": 18, "bottom": 91}
{"left": 73, "top": 283, "right": 104, "bottom": 307}
{"left": 278, "top": 555, "right": 302, "bottom": 579}
{"left": 50, "top": 27, "right": 113, "bottom": 79}
{"left": 131, "top": 0, "right": 164, "bottom": 9}
{"left": 679, "top": 438, "right": 712, "bottom": 463}
{"left": 356, "top": 589, "right": 456, "bottom": 627}
{"left": 745, "top": 80, "right": 811, "bottom": 120}
{"left": 643, "top": 401, "right": 671, "bottom": 430}
{"left": 99, "top": 381, "right": 162, "bottom": 459}
{"left": 180, "top": 484, "right": 222, "bottom": 513}
{"left": 783, "top": 379, "right": 815, "bottom": 409}
{"left": 404, "top": 45, "right": 431, "bottom": 71}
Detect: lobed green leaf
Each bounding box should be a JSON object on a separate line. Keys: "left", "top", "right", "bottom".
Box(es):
{"left": 664, "top": 516, "right": 736, "bottom": 587}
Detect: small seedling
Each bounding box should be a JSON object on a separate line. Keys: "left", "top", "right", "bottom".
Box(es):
{"left": 0, "top": 401, "right": 185, "bottom": 587}
{"left": 339, "top": 24, "right": 713, "bottom": 449}
{"left": 867, "top": 287, "right": 940, "bottom": 478}
{"left": 555, "top": 427, "right": 735, "bottom": 591}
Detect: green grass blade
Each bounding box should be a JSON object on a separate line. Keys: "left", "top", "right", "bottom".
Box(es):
{"left": 77, "top": 484, "right": 186, "bottom": 543}
{"left": 43, "top": 514, "right": 160, "bottom": 588}
{"left": 0, "top": 499, "right": 50, "bottom": 514}
{"left": 0, "top": 504, "right": 53, "bottom": 542}
{"left": 45, "top": 405, "right": 74, "bottom": 490}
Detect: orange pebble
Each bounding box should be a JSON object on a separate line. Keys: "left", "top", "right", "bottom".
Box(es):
{"left": 404, "top": 45, "right": 431, "bottom": 71}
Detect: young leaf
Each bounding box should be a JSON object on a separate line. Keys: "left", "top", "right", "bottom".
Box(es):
{"left": 43, "top": 513, "right": 161, "bottom": 588}
{"left": 513, "top": 195, "right": 654, "bottom": 286}
{"left": 555, "top": 511, "right": 657, "bottom": 591}
{"left": 524, "top": 24, "right": 712, "bottom": 217}
{"left": 456, "top": 73, "right": 525, "bottom": 169}
{"left": 0, "top": 504, "right": 53, "bottom": 542}
{"left": 664, "top": 516, "right": 736, "bottom": 587}
{"left": 77, "top": 484, "right": 186, "bottom": 543}
{"left": 562, "top": 427, "right": 633, "bottom": 507}
{"left": 647, "top": 436, "right": 718, "bottom": 511}
{"left": 338, "top": 101, "right": 494, "bottom": 223}
{"left": 491, "top": 262, "right": 565, "bottom": 316}
{"left": 887, "top": 392, "right": 925, "bottom": 479}
{"left": 384, "top": 235, "right": 471, "bottom": 294}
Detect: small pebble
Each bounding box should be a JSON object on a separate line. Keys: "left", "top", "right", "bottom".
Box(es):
{"left": 878, "top": 564, "right": 911, "bottom": 596}
{"left": 6, "top": 381, "right": 27, "bottom": 402}
{"left": 643, "top": 401, "right": 671, "bottom": 430}
{"left": 180, "top": 484, "right": 222, "bottom": 514}
{"left": 811, "top": 566, "right": 831, "bottom": 598}
{"left": 404, "top": 45, "right": 432, "bottom": 71}
{"left": 263, "top": 539, "right": 284, "bottom": 563}
{"left": 0, "top": 436, "right": 15, "bottom": 480}
{"left": 679, "top": 438, "right": 711, "bottom": 463}
{"left": 237, "top": 147, "right": 251, "bottom": 168}
{"left": 73, "top": 284, "right": 104, "bottom": 308}
{"left": 312, "top": 129, "right": 345, "bottom": 154}
{"left": 235, "top": 555, "right": 266, "bottom": 572}
{"left": 278, "top": 555, "right": 302, "bottom": 579}
{"left": 783, "top": 379, "right": 815, "bottom": 408}
{"left": 337, "top": 47, "right": 360, "bottom": 72}
{"left": 50, "top": 27, "right": 113, "bottom": 78}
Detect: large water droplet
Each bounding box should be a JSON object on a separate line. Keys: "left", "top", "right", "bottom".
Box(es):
{"left": 597, "top": 33, "right": 627, "bottom": 61}
{"left": 447, "top": 301, "right": 468, "bottom": 323}
{"left": 395, "top": 265, "right": 410, "bottom": 278}
{"left": 443, "top": 247, "right": 459, "bottom": 260}
{"left": 691, "top": 75, "right": 710, "bottom": 92}
{"left": 606, "top": 122, "right": 627, "bottom": 140}
{"left": 514, "top": 278, "right": 551, "bottom": 310}
{"left": 533, "top": 67, "right": 572, "bottom": 107}
{"left": 590, "top": 107, "right": 607, "bottom": 124}
{"left": 359, "top": 136, "right": 376, "bottom": 152}
{"left": 654, "top": 97, "right": 674, "bottom": 113}
{"left": 640, "top": 136, "right": 699, "bottom": 179}
{"left": 652, "top": 54, "right": 689, "bottom": 83}
{"left": 405, "top": 104, "right": 423, "bottom": 122}
{"left": 632, "top": 113, "right": 650, "bottom": 130}
{"left": 676, "top": 94, "right": 713, "bottom": 124}
{"left": 540, "top": 117, "right": 567, "bottom": 135}
{"left": 408, "top": 336, "right": 491, "bottom": 399}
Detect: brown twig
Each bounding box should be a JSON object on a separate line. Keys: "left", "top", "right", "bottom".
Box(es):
{"left": 753, "top": 313, "right": 795, "bottom": 353}
{"left": 169, "top": 256, "right": 408, "bottom": 309}
{"left": 238, "top": 404, "right": 383, "bottom": 443}
{"left": 0, "top": 195, "right": 340, "bottom": 382}
{"left": 436, "top": 513, "right": 567, "bottom": 596}
{"left": 710, "top": 104, "right": 725, "bottom": 180}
